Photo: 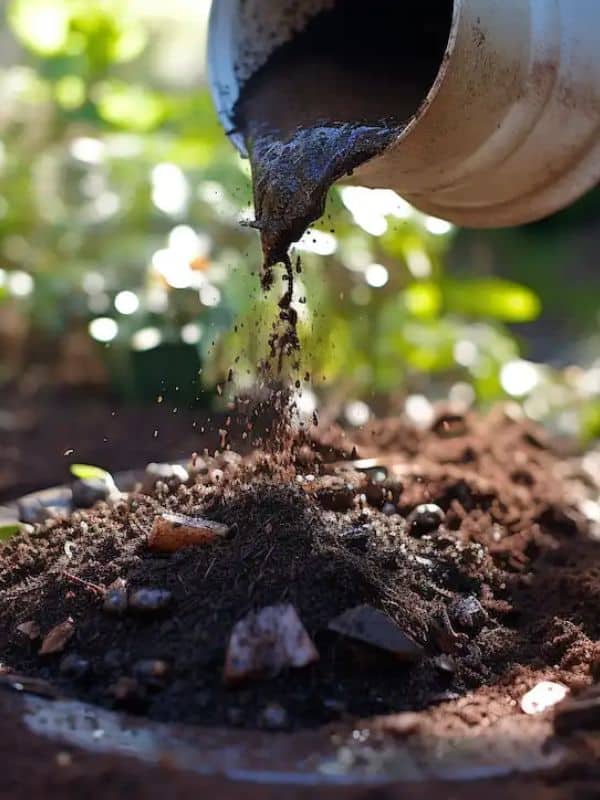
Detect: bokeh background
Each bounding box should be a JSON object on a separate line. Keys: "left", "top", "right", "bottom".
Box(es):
{"left": 0, "top": 0, "right": 599, "bottom": 499}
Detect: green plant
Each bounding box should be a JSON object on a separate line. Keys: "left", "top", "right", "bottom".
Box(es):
{"left": 0, "top": 0, "right": 597, "bottom": 439}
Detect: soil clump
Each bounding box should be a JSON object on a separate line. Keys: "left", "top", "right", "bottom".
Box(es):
{"left": 1, "top": 409, "right": 599, "bottom": 732}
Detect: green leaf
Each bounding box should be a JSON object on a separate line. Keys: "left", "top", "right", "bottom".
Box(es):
{"left": 404, "top": 281, "right": 442, "bottom": 319}
{"left": 9, "top": 0, "right": 69, "bottom": 56}
{"left": 70, "top": 464, "right": 111, "bottom": 481}
{"left": 442, "top": 278, "right": 541, "bottom": 322}
{"left": 0, "top": 523, "right": 21, "bottom": 541}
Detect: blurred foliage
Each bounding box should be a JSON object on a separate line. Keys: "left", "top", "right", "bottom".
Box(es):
{"left": 0, "top": 0, "right": 598, "bottom": 440}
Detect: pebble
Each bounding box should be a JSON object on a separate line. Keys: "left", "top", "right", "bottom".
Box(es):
{"left": 18, "top": 490, "right": 72, "bottom": 525}
{"left": 329, "top": 605, "right": 424, "bottom": 662}
{"left": 407, "top": 504, "right": 445, "bottom": 537}
{"left": 382, "top": 503, "right": 398, "bottom": 517}
{"left": 16, "top": 621, "right": 41, "bottom": 640}
{"left": 129, "top": 588, "right": 173, "bottom": 613}
{"left": 142, "top": 463, "right": 189, "bottom": 494}
{"left": 520, "top": 681, "right": 569, "bottom": 715}
{"left": 59, "top": 653, "right": 91, "bottom": 680}
{"left": 259, "top": 703, "right": 289, "bottom": 730}
{"left": 433, "top": 654, "right": 456, "bottom": 674}
{"left": 103, "top": 579, "right": 128, "bottom": 615}
{"left": 448, "top": 596, "right": 488, "bottom": 634}
{"left": 72, "top": 476, "right": 119, "bottom": 509}
{"left": 224, "top": 604, "right": 318, "bottom": 686}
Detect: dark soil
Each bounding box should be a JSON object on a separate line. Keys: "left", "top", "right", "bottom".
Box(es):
{"left": 1, "top": 408, "right": 599, "bottom": 732}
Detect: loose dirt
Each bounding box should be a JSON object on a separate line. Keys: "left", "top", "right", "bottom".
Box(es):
{"left": 1, "top": 408, "right": 599, "bottom": 732}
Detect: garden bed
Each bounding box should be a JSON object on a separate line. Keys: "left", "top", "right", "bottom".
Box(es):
{"left": 1, "top": 407, "right": 599, "bottom": 742}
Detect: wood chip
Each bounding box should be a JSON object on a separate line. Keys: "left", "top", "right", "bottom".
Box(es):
{"left": 149, "top": 513, "right": 230, "bottom": 553}
{"left": 329, "top": 605, "right": 424, "bottom": 662}
{"left": 39, "top": 618, "right": 75, "bottom": 656}
{"left": 224, "top": 603, "right": 319, "bottom": 686}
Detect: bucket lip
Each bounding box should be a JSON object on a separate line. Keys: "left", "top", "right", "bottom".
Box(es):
{"left": 207, "top": 0, "right": 462, "bottom": 158}
{"left": 382, "top": 0, "right": 462, "bottom": 151}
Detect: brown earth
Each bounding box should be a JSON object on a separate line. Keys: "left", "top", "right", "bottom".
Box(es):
{"left": 1, "top": 408, "right": 599, "bottom": 736}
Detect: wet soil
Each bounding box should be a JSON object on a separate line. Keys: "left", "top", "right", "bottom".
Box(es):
{"left": 1, "top": 409, "right": 599, "bottom": 733}
{"left": 236, "top": 0, "right": 453, "bottom": 365}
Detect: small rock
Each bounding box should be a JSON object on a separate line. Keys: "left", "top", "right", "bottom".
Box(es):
{"left": 142, "top": 463, "right": 189, "bottom": 494}
{"left": 520, "top": 681, "right": 569, "bottom": 715}
{"left": 103, "top": 578, "right": 128, "bottom": 614}
{"left": 133, "top": 659, "right": 171, "bottom": 688}
{"left": 259, "top": 703, "right": 289, "bottom": 730}
{"left": 224, "top": 604, "right": 319, "bottom": 686}
{"left": 329, "top": 606, "right": 424, "bottom": 662}
{"left": 72, "top": 475, "right": 120, "bottom": 509}
{"left": 382, "top": 503, "right": 398, "bottom": 517}
{"left": 148, "top": 513, "right": 230, "bottom": 553}
{"left": 407, "top": 504, "right": 445, "bottom": 537}
{"left": 39, "top": 619, "right": 75, "bottom": 656}
{"left": 448, "top": 596, "right": 488, "bottom": 634}
{"left": 18, "top": 490, "right": 72, "bottom": 525}
{"left": 16, "top": 621, "right": 41, "bottom": 640}
{"left": 59, "top": 653, "right": 90, "bottom": 680}
{"left": 433, "top": 654, "right": 456, "bottom": 674}
{"left": 129, "top": 588, "right": 173, "bottom": 613}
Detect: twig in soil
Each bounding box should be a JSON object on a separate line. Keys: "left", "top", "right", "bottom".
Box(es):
{"left": 63, "top": 571, "right": 105, "bottom": 597}
{"left": 203, "top": 556, "right": 218, "bottom": 581}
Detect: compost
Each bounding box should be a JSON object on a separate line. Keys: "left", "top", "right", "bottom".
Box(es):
{"left": 1, "top": 408, "right": 599, "bottom": 732}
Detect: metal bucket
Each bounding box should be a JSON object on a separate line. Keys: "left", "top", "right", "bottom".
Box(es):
{"left": 207, "top": 0, "right": 600, "bottom": 228}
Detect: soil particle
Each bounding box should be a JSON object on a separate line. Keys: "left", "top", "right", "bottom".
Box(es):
{"left": 1, "top": 410, "right": 599, "bottom": 732}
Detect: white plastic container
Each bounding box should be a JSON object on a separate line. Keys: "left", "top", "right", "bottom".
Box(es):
{"left": 208, "top": 0, "right": 600, "bottom": 228}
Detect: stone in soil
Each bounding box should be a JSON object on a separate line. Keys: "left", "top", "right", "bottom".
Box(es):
{"left": 0, "top": 410, "right": 600, "bottom": 731}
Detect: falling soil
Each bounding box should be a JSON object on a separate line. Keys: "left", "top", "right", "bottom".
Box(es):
{"left": 235, "top": 0, "right": 453, "bottom": 365}
{"left": 1, "top": 409, "right": 599, "bottom": 732}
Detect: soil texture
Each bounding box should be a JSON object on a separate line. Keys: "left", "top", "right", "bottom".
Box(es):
{"left": 1, "top": 408, "right": 599, "bottom": 733}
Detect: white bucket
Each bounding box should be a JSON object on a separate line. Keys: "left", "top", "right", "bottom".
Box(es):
{"left": 208, "top": 0, "right": 600, "bottom": 228}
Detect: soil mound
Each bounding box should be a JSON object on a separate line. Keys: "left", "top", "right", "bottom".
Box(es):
{"left": 1, "top": 409, "right": 599, "bottom": 730}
